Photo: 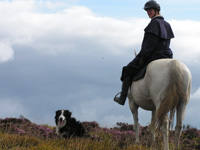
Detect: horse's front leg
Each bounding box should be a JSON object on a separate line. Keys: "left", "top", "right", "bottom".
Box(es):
{"left": 129, "top": 99, "right": 140, "bottom": 142}
{"left": 151, "top": 110, "right": 156, "bottom": 142}
{"left": 133, "top": 108, "right": 140, "bottom": 143}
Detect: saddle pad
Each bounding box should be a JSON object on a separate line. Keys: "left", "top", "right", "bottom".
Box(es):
{"left": 132, "top": 66, "right": 147, "bottom": 81}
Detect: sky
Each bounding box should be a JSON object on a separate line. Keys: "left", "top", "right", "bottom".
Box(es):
{"left": 0, "top": 0, "right": 200, "bottom": 129}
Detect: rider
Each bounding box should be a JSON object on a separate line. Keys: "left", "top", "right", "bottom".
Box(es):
{"left": 114, "top": 0, "right": 174, "bottom": 105}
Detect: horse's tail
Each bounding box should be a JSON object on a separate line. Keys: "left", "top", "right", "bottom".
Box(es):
{"left": 151, "top": 60, "right": 187, "bottom": 130}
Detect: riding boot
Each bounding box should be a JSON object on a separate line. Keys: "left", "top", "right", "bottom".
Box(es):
{"left": 114, "top": 76, "right": 132, "bottom": 105}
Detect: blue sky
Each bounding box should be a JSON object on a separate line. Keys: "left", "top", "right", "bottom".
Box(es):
{"left": 0, "top": 0, "right": 200, "bottom": 129}
{"left": 76, "top": 0, "right": 200, "bottom": 20}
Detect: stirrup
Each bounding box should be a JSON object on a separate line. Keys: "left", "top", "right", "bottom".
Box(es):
{"left": 113, "top": 92, "right": 125, "bottom": 105}
{"left": 114, "top": 92, "right": 121, "bottom": 99}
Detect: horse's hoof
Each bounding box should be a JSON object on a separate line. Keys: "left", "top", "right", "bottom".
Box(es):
{"left": 135, "top": 140, "right": 140, "bottom": 145}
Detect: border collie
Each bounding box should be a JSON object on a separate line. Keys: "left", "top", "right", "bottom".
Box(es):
{"left": 55, "top": 110, "right": 86, "bottom": 138}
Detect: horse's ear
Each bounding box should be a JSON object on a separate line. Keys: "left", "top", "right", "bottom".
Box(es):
{"left": 134, "top": 50, "right": 137, "bottom": 57}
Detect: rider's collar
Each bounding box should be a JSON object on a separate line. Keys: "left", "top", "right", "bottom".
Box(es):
{"left": 151, "top": 15, "right": 163, "bottom": 20}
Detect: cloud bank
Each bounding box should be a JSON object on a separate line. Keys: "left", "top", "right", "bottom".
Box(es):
{"left": 1, "top": 1, "right": 199, "bottom": 62}
{"left": 0, "top": 0, "right": 199, "bottom": 128}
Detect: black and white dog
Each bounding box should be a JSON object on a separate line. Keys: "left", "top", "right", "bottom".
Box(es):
{"left": 55, "top": 110, "right": 86, "bottom": 138}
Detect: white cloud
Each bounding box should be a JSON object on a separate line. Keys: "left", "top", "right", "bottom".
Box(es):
{"left": 102, "top": 115, "right": 133, "bottom": 128}
{"left": 183, "top": 87, "right": 200, "bottom": 127}
{"left": 0, "top": 98, "right": 27, "bottom": 118}
{"left": 0, "top": 0, "right": 199, "bottom": 63}
{"left": 72, "top": 97, "right": 114, "bottom": 122}
{"left": 170, "top": 20, "right": 200, "bottom": 63}
{"left": 191, "top": 87, "right": 200, "bottom": 100}
{"left": 0, "top": 0, "right": 35, "bottom": 14}
{"left": 0, "top": 1, "right": 146, "bottom": 56}
{"left": 71, "top": 96, "right": 152, "bottom": 128}
{"left": 0, "top": 42, "right": 14, "bottom": 63}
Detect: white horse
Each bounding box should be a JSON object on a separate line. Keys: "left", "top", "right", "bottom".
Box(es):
{"left": 128, "top": 59, "right": 191, "bottom": 150}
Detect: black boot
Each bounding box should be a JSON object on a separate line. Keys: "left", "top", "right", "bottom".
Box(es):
{"left": 114, "top": 76, "right": 132, "bottom": 105}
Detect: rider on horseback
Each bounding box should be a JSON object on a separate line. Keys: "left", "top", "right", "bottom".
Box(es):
{"left": 114, "top": 0, "right": 174, "bottom": 105}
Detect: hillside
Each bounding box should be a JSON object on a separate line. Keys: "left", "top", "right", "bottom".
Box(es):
{"left": 0, "top": 116, "right": 199, "bottom": 150}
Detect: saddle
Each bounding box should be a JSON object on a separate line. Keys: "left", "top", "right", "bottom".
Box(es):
{"left": 132, "top": 66, "right": 147, "bottom": 81}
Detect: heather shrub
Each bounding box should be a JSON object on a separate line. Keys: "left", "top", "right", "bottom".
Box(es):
{"left": 181, "top": 127, "right": 200, "bottom": 149}
{"left": 82, "top": 121, "right": 100, "bottom": 132}
{"left": 114, "top": 122, "right": 133, "bottom": 131}
{"left": 0, "top": 116, "right": 57, "bottom": 139}
{"left": 0, "top": 117, "right": 199, "bottom": 150}
{"left": 183, "top": 128, "right": 199, "bottom": 139}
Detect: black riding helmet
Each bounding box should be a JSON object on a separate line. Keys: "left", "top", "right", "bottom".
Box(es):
{"left": 144, "top": 0, "right": 160, "bottom": 11}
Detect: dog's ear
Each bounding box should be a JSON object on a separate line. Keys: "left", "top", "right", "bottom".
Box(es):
{"left": 55, "top": 110, "right": 60, "bottom": 116}
{"left": 55, "top": 110, "right": 61, "bottom": 119}
{"left": 55, "top": 110, "right": 60, "bottom": 125}
{"left": 65, "top": 110, "right": 72, "bottom": 119}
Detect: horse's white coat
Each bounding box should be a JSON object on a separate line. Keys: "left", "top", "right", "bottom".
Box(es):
{"left": 128, "top": 59, "right": 191, "bottom": 150}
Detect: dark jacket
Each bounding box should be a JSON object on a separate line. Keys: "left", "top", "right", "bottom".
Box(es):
{"left": 121, "top": 16, "right": 174, "bottom": 81}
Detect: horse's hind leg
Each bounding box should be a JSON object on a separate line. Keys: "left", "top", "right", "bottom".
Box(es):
{"left": 161, "top": 117, "right": 169, "bottom": 150}
{"left": 175, "top": 100, "right": 187, "bottom": 149}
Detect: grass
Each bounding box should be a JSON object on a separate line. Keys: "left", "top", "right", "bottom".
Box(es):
{"left": 0, "top": 117, "right": 199, "bottom": 150}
